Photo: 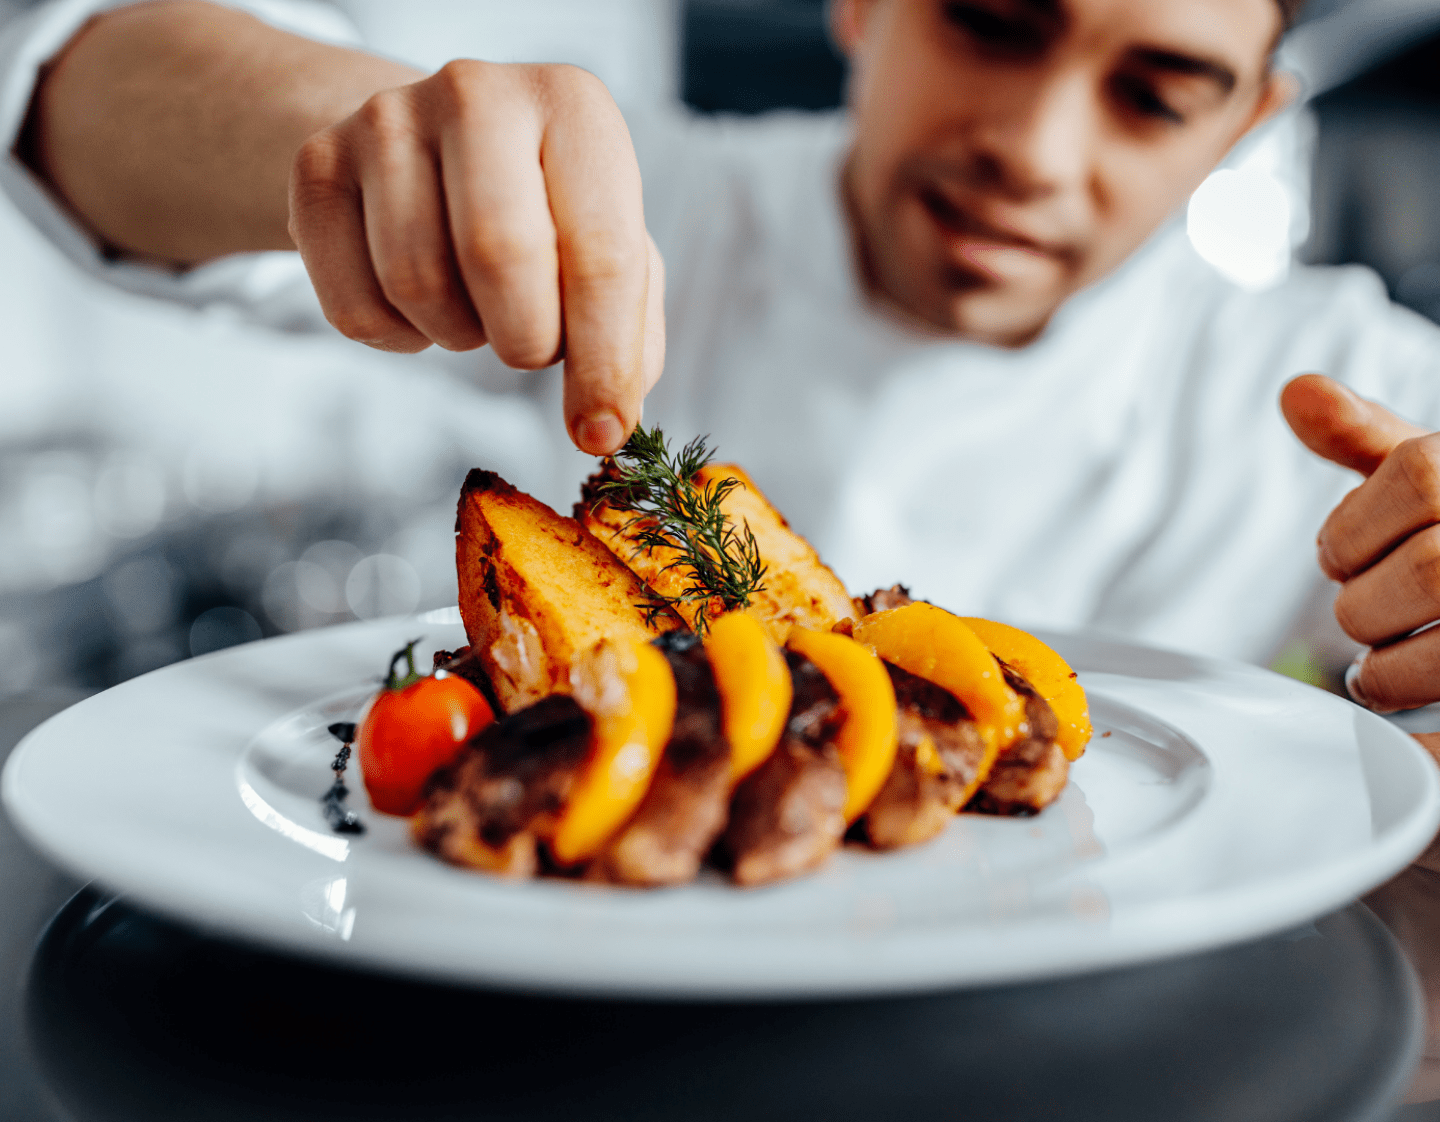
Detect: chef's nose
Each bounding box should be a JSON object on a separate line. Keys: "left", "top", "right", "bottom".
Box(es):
{"left": 968, "top": 69, "right": 1095, "bottom": 202}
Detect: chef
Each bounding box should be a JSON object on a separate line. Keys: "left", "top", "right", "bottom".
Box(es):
{"left": 3, "top": 0, "right": 1440, "bottom": 727}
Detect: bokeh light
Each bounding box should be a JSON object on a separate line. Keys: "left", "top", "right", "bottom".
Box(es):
{"left": 346, "top": 554, "right": 422, "bottom": 620}
{"left": 94, "top": 451, "right": 168, "bottom": 539}
{"left": 1187, "top": 167, "right": 1293, "bottom": 290}
{"left": 296, "top": 540, "right": 364, "bottom": 613}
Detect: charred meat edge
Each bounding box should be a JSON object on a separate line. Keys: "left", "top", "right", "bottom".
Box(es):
{"left": 412, "top": 695, "right": 592, "bottom": 876}
{"left": 966, "top": 664, "right": 1068, "bottom": 816}
{"left": 721, "top": 649, "right": 847, "bottom": 887}
{"left": 590, "top": 632, "right": 733, "bottom": 887}
{"left": 862, "top": 661, "right": 990, "bottom": 849}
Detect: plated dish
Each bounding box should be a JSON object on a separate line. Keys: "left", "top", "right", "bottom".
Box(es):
{"left": 5, "top": 612, "right": 1437, "bottom": 998}
{"left": 388, "top": 434, "right": 1095, "bottom": 890}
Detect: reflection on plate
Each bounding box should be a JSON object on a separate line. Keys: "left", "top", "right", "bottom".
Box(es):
{"left": 4, "top": 613, "right": 1438, "bottom": 998}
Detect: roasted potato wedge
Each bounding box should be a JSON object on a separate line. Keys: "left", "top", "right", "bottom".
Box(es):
{"left": 456, "top": 469, "right": 681, "bottom": 712}
{"left": 578, "top": 461, "right": 854, "bottom": 642}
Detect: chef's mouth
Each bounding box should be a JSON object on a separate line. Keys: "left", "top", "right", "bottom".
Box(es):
{"left": 918, "top": 186, "right": 1069, "bottom": 260}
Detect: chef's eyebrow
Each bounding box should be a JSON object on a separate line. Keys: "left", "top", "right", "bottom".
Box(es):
{"left": 1130, "top": 48, "right": 1238, "bottom": 96}
{"left": 1015, "top": 0, "right": 1064, "bottom": 22}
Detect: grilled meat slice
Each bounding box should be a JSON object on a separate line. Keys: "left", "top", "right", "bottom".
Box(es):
{"left": 857, "top": 587, "right": 1071, "bottom": 819}
{"left": 723, "top": 650, "right": 846, "bottom": 886}
{"left": 862, "top": 662, "right": 991, "bottom": 849}
{"left": 411, "top": 695, "right": 592, "bottom": 875}
{"left": 855, "top": 583, "right": 916, "bottom": 616}
{"left": 592, "top": 633, "right": 732, "bottom": 887}
{"left": 967, "top": 665, "right": 1068, "bottom": 816}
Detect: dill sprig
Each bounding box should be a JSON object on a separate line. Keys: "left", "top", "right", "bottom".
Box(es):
{"left": 595, "top": 425, "right": 766, "bottom": 635}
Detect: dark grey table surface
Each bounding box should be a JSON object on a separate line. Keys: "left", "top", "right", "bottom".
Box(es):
{"left": 3, "top": 691, "right": 1440, "bottom": 1122}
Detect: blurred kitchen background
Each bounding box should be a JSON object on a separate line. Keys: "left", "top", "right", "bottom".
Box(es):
{"left": 1, "top": 0, "right": 1438, "bottom": 698}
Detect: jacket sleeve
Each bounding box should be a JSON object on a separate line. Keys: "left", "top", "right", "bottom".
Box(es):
{"left": 0, "top": 0, "right": 359, "bottom": 331}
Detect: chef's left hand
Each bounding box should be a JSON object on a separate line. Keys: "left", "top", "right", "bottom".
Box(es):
{"left": 1281, "top": 372, "right": 1440, "bottom": 713}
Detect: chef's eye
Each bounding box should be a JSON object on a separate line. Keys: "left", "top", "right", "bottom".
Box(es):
{"left": 1112, "top": 74, "right": 1184, "bottom": 125}
{"left": 943, "top": 3, "right": 1045, "bottom": 51}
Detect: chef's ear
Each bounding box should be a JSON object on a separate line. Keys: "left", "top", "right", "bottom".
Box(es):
{"left": 828, "top": 0, "right": 881, "bottom": 57}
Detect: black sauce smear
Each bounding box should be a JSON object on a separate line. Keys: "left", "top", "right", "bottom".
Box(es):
{"left": 321, "top": 722, "right": 365, "bottom": 835}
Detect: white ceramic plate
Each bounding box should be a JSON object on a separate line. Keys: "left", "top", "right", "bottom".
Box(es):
{"left": 5, "top": 611, "right": 1438, "bottom": 999}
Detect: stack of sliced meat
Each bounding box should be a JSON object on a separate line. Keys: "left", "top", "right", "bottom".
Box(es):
{"left": 416, "top": 609, "right": 1070, "bottom": 889}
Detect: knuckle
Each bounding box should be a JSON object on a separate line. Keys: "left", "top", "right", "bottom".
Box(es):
{"left": 566, "top": 233, "right": 635, "bottom": 289}
{"left": 433, "top": 325, "right": 488, "bottom": 353}
{"left": 1411, "top": 534, "right": 1440, "bottom": 600}
{"left": 290, "top": 132, "right": 348, "bottom": 195}
{"left": 528, "top": 63, "right": 615, "bottom": 117}
{"left": 1397, "top": 439, "right": 1440, "bottom": 518}
{"left": 379, "top": 257, "right": 451, "bottom": 310}
{"left": 434, "top": 58, "right": 486, "bottom": 97}
{"left": 491, "top": 330, "right": 561, "bottom": 371}
{"left": 458, "top": 228, "right": 550, "bottom": 283}
{"left": 356, "top": 89, "right": 416, "bottom": 147}
{"left": 326, "top": 302, "right": 400, "bottom": 344}
{"left": 533, "top": 62, "right": 598, "bottom": 95}
{"left": 1332, "top": 587, "right": 1367, "bottom": 643}
{"left": 430, "top": 58, "right": 512, "bottom": 118}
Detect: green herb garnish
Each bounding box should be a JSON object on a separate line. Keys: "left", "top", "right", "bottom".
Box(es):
{"left": 596, "top": 425, "right": 766, "bottom": 636}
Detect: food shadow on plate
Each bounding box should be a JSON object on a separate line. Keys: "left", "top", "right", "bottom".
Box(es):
{"left": 22, "top": 887, "right": 1421, "bottom": 1122}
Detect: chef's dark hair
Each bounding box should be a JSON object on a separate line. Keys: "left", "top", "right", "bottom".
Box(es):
{"left": 1274, "top": 0, "right": 1304, "bottom": 31}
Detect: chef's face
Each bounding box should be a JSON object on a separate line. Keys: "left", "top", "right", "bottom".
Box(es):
{"left": 835, "top": 0, "right": 1294, "bottom": 346}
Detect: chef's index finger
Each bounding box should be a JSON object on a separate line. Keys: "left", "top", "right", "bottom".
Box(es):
{"left": 537, "top": 67, "right": 650, "bottom": 455}
{"left": 1320, "top": 432, "right": 1440, "bottom": 581}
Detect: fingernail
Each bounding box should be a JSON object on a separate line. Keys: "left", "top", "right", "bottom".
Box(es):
{"left": 1345, "top": 650, "right": 1394, "bottom": 713}
{"left": 576, "top": 410, "right": 625, "bottom": 455}
{"left": 1343, "top": 652, "right": 1367, "bottom": 705}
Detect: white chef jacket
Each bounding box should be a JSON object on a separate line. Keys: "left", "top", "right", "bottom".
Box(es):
{"left": 5, "top": 0, "right": 1440, "bottom": 667}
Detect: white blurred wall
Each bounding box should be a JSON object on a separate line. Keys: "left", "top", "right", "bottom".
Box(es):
{"left": 338, "top": 0, "right": 678, "bottom": 105}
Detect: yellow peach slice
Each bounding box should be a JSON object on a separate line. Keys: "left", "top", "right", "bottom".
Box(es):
{"left": 958, "top": 617, "right": 1093, "bottom": 760}
{"left": 787, "top": 628, "right": 899, "bottom": 824}
{"left": 704, "top": 611, "right": 793, "bottom": 782}
{"left": 551, "top": 638, "right": 677, "bottom": 865}
{"left": 852, "top": 603, "right": 1026, "bottom": 759}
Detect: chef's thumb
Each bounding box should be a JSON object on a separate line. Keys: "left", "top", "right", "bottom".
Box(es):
{"left": 1280, "top": 373, "right": 1427, "bottom": 478}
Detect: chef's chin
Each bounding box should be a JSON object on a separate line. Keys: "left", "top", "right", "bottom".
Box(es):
{"left": 881, "top": 261, "right": 1063, "bottom": 349}
{"left": 938, "top": 270, "right": 1060, "bottom": 349}
{"left": 849, "top": 196, "right": 1068, "bottom": 347}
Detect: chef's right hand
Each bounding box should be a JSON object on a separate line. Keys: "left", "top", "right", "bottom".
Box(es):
{"left": 289, "top": 61, "right": 664, "bottom": 455}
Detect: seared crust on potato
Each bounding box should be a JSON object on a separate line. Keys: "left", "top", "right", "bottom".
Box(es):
{"left": 457, "top": 469, "right": 681, "bottom": 713}
{"left": 578, "top": 460, "right": 854, "bottom": 642}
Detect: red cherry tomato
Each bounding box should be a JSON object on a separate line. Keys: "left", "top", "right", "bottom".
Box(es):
{"left": 358, "top": 640, "right": 494, "bottom": 816}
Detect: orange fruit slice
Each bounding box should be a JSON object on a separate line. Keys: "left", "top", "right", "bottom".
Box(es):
{"left": 551, "top": 637, "right": 677, "bottom": 865}
{"left": 704, "top": 611, "right": 792, "bottom": 782}
{"left": 787, "top": 628, "right": 898, "bottom": 823}
{"left": 852, "top": 603, "right": 1026, "bottom": 758}
{"left": 958, "top": 617, "right": 1092, "bottom": 760}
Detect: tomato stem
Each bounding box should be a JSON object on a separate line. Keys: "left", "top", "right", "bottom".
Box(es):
{"left": 384, "top": 637, "right": 426, "bottom": 692}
